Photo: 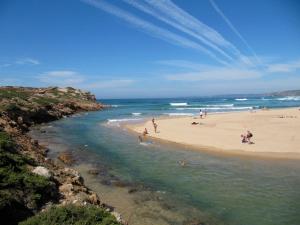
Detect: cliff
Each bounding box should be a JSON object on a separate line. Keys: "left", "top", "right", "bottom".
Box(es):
{"left": 0, "top": 86, "right": 122, "bottom": 225}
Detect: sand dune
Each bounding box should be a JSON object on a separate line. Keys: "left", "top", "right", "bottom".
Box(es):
{"left": 128, "top": 108, "right": 300, "bottom": 159}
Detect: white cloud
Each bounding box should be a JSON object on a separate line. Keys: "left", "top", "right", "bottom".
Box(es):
{"left": 156, "top": 60, "right": 207, "bottom": 70}
{"left": 0, "top": 63, "right": 12, "bottom": 68}
{"left": 165, "top": 67, "right": 262, "bottom": 81}
{"left": 83, "top": 79, "right": 135, "bottom": 89}
{"left": 38, "top": 70, "right": 85, "bottom": 85}
{"left": 16, "top": 57, "right": 40, "bottom": 65}
{"left": 0, "top": 57, "right": 40, "bottom": 68}
{"left": 37, "top": 70, "right": 135, "bottom": 90}
{"left": 267, "top": 59, "right": 300, "bottom": 73}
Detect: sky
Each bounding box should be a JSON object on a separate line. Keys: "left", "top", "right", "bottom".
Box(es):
{"left": 0, "top": 0, "right": 300, "bottom": 98}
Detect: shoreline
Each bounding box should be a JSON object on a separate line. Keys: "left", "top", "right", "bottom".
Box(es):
{"left": 125, "top": 107, "right": 300, "bottom": 160}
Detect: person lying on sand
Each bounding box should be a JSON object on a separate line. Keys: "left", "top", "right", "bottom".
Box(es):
{"left": 246, "top": 131, "right": 253, "bottom": 143}
{"left": 241, "top": 131, "right": 254, "bottom": 144}
{"left": 241, "top": 134, "right": 247, "bottom": 143}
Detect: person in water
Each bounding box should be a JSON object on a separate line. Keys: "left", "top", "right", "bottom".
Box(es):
{"left": 143, "top": 128, "right": 148, "bottom": 136}
{"left": 178, "top": 160, "right": 187, "bottom": 167}
{"left": 138, "top": 135, "right": 143, "bottom": 142}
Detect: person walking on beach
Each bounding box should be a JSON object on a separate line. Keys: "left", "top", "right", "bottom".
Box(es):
{"left": 204, "top": 109, "right": 207, "bottom": 117}
{"left": 152, "top": 117, "right": 157, "bottom": 132}
{"left": 199, "top": 109, "right": 203, "bottom": 119}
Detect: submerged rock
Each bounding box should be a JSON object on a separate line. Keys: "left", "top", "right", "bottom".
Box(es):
{"left": 58, "top": 152, "right": 75, "bottom": 165}
{"left": 88, "top": 169, "right": 99, "bottom": 175}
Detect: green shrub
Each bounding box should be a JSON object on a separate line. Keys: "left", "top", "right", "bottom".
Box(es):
{"left": 19, "top": 205, "right": 122, "bottom": 225}
{"left": 0, "top": 131, "right": 57, "bottom": 224}
{"left": 32, "top": 97, "right": 59, "bottom": 106}
{"left": 0, "top": 131, "right": 15, "bottom": 149}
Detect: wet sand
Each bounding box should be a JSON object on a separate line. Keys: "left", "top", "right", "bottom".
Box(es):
{"left": 128, "top": 108, "right": 300, "bottom": 159}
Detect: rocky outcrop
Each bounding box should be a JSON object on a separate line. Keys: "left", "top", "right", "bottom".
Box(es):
{"left": 0, "top": 86, "right": 125, "bottom": 224}
{"left": 0, "top": 86, "right": 105, "bottom": 133}
{"left": 32, "top": 166, "right": 51, "bottom": 178}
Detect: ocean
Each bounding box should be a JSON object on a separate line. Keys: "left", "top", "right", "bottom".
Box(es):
{"left": 30, "top": 95, "right": 300, "bottom": 225}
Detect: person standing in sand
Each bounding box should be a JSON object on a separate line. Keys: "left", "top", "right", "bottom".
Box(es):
{"left": 199, "top": 109, "right": 203, "bottom": 119}
{"left": 153, "top": 122, "right": 158, "bottom": 133}
{"left": 152, "top": 118, "right": 157, "bottom": 132}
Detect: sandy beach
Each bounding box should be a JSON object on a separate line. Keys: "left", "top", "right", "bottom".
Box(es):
{"left": 128, "top": 108, "right": 300, "bottom": 159}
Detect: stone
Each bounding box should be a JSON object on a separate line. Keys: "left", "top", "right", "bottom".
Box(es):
{"left": 32, "top": 166, "right": 51, "bottom": 178}
{"left": 88, "top": 193, "right": 100, "bottom": 204}
{"left": 30, "top": 139, "right": 39, "bottom": 146}
{"left": 111, "top": 211, "right": 122, "bottom": 223}
{"left": 88, "top": 169, "right": 99, "bottom": 175}
{"left": 17, "top": 116, "right": 23, "bottom": 124}
{"left": 59, "top": 183, "right": 74, "bottom": 193}
{"left": 58, "top": 152, "right": 75, "bottom": 165}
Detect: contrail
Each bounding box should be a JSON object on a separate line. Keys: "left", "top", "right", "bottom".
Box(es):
{"left": 81, "top": 0, "right": 230, "bottom": 66}
{"left": 123, "top": 0, "right": 235, "bottom": 62}
{"left": 209, "top": 0, "right": 260, "bottom": 64}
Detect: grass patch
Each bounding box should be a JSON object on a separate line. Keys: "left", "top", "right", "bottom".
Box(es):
{"left": 19, "top": 205, "right": 122, "bottom": 225}
{"left": 0, "top": 89, "right": 30, "bottom": 100}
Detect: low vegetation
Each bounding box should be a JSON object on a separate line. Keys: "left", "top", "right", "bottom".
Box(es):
{"left": 0, "top": 131, "right": 57, "bottom": 224}
{"left": 19, "top": 205, "right": 121, "bottom": 225}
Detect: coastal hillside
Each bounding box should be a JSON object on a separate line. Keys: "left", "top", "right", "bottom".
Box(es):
{"left": 0, "top": 86, "right": 122, "bottom": 225}
{"left": 267, "top": 89, "right": 300, "bottom": 97}
{"left": 0, "top": 86, "right": 103, "bottom": 132}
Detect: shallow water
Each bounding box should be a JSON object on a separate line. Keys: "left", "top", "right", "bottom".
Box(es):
{"left": 30, "top": 96, "right": 300, "bottom": 225}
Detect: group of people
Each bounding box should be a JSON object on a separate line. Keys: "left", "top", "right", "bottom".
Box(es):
{"left": 199, "top": 109, "right": 207, "bottom": 119}
{"left": 138, "top": 118, "right": 158, "bottom": 142}
{"left": 241, "top": 130, "right": 254, "bottom": 144}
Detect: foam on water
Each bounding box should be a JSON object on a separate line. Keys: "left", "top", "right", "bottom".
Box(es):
{"left": 132, "top": 112, "right": 142, "bottom": 116}
{"left": 164, "top": 113, "right": 194, "bottom": 116}
{"left": 170, "top": 102, "right": 188, "bottom": 106}
{"left": 276, "top": 96, "right": 300, "bottom": 101}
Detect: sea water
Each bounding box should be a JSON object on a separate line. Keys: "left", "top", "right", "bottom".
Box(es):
{"left": 30, "top": 96, "right": 300, "bottom": 225}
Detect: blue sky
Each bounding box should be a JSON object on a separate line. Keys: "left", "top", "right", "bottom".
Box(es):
{"left": 1, "top": 0, "right": 300, "bottom": 98}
